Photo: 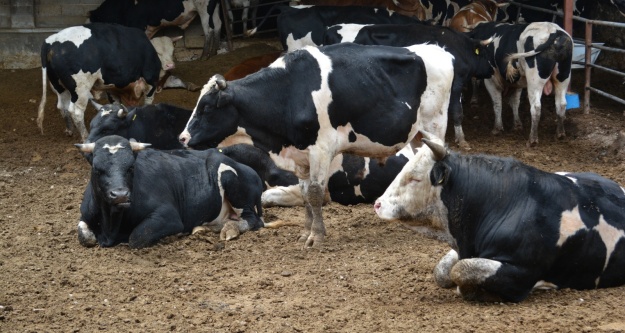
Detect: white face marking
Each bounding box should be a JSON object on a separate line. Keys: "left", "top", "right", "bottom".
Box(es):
{"left": 375, "top": 136, "right": 449, "bottom": 235}
{"left": 103, "top": 143, "right": 125, "bottom": 154}
{"left": 181, "top": 75, "right": 220, "bottom": 142}
{"left": 101, "top": 110, "right": 112, "bottom": 116}
{"left": 46, "top": 26, "right": 92, "bottom": 48}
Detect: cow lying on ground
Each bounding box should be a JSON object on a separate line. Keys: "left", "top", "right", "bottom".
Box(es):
{"left": 262, "top": 146, "right": 413, "bottom": 207}
{"left": 75, "top": 135, "right": 266, "bottom": 248}
{"left": 374, "top": 131, "right": 625, "bottom": 302}
{"left": 88, "top": 0, "right": 222, "bottom": 59}
{"left": 323, "top": 23, "right": 493, "bottom": 149}
{"left": 467, "top": 21, "right": 573, "bottom": 147}
{"left": 179, "top": 42, "right": 454, "bottom": 248}
{"left": 38, "top": 23, "right": 179, "bottom": 141}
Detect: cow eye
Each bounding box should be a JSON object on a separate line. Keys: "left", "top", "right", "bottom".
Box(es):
{"left": 409, "top": 177, "right": 421, "bottom": 183}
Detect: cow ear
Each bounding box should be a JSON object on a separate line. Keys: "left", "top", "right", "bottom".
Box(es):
{"left": 129, "top": 141, "right": 151, "bottom": 152}
{"left": 217, "top": 91, "right": 232, "bottom": 108}
{"left": 430, "top": 163, "right": 449, "bottom": 186}
{"left": 75, "top": 142, "right": 95, "bottom": 153}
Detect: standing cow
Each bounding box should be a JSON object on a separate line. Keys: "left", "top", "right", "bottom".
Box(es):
{"left": 38, "top": 23, "right": 179, "bottom": 141}
{"left": 179, "top": 42, "right": 455, "bottom": 248}
{"left": 75, "top": 135, "right": 265, "bottom": 248}
{"left": 467, "top": 21, "right": 573, "bottom": 147}
{"left": 374, "top": 131, "right": 625, "bottom": 302}
{"left": 88, "top": 0, "right": 221, "bottom": 59}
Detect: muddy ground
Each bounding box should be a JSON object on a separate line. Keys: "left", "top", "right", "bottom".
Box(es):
{"left": 1, "top": 39, "right": 625, "bottom": 332}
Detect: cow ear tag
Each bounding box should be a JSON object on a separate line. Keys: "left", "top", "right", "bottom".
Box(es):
{"left": 218, "top": 148, "right": 223, "bottom": 153}
{"left": 475, "top": 48, "right": 479, "bottom": 55}
{"left": 132, "top": 114, "right": 137, "bottom": 121}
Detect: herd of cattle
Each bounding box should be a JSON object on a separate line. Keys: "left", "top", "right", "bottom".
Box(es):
{"left": 35, "top": 0, "right": 625, "bottom": 303}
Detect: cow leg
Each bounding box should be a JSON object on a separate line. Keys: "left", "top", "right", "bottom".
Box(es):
{"left": 128, "top": 207, "right": 184, "bottom": 248}
{"left": 509, "top": 88, "right": 523, "bottom": 131}
{"left": 526, "top": 85, "right": 543, "bottom": 147}
{"left": 77, "top": 221, "right": 97, "bottom": 248}
{"left": 483, "top": 79, "right": 504, "bottom": 135}
{"left": 470, "top": 78, "right": 481, "bottom": 108}
{"left": 433, "top": 249, "right": 459, "bottom": 288}
{"left": 449, "top": 81, "right": 469, "bottom": 149}
{"left": 299, "top": 148, "right": 332, "bottom": 248}
{"left": 68, "top": 92, "right": 90, "bottom": 142}
{"left": 198, "top": 1, "right": 220, "bottom": 59}
{"left": 553, "top": 78, "right": 569, "bottom": 139}
{"left": 450, "top": 258, "right": 535, "bottom": 302}
{"left": 55, "top": 90, "right": 76, "bottom": 136}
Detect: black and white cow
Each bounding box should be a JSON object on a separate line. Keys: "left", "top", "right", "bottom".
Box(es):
{"left": 249, "top": 5, "right": 424, "bottom": 52}
{"left": 179, "top": 42, "right": 454, "bottom": 247}
{"left": 88, "top": 0, "right": 221, "bottom": 59}
{"left": 374, "top": 131, "right": 625, "bottom": 302}
{"left": 262, "top": 145, "right": 413, "bottom": 207}
{"left": 467, "top": 21, "right": 573, "bottom": 147}
{"left": 38, "top": 23, "right": 179, "bottom": 142}
{"left": 75, "top": 135, "right": 265, "bottom": 248}
{"left": 323, "top": 23, "right": 494, "bottom": 148}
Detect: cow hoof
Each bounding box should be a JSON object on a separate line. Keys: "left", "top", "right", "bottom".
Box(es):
{"left": 526, "top": 140, "right": 538, "bottom": 148}
{"left": 491, "top": 128, "right": 503, "bottom": 136}
{"left": 220, "top": 222, "right": 240, "bottom": 241}
{"left": 513, "top": 124, "right": 523, "bottom": 131}
{"left": 457, "top": 140, "right": 471, "bottom": 151}
{"left": 77, "top": 221, "right": 97, "bottom": 248}
{"left": 302, "top": 234, "right": 324, "bottom": 249}
{"left": 186, "top": 82, "right": 201, "bottom": 92}
{"left": 192, "top": 226, "right": 209, "bottom": 235}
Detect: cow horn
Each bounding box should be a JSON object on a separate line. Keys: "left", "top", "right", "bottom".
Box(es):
{"left": 480, "top": 37, "right": 494, "bottom": 46}
{"left": 116, "top": 104, "right": 129, "bottom": 118}
{"left": 75, "top": 142, "right": 96, "bottom": 153}
{"left": 89, "top": 99, "right": 103, "bottom": 111}
{"left": 497, "top": 2, "right": 510, "bottom": 8}
{"left": 215, "top": 74, "right": 227, "bottom": 90}
{"left": 422, "top": 138, "right": 447, "bottom": 161}
{"left": 129, "top": 141, "right": 151, "bottom": 152}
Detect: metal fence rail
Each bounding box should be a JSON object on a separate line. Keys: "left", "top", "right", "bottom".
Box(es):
{"left": 221, "top": 0, "right": 291, "bottom": 51}
{"left": 508, "top": 1, "right": 625, "bottom": 113}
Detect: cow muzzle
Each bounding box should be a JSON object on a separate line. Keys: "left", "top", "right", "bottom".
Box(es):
{"left": 109, "top": 188, "right": 131, "bottom": 208}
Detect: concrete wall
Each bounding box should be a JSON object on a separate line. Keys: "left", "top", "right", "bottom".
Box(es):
{"left": 0, "top": 0, "right": 103, "bottom": 69}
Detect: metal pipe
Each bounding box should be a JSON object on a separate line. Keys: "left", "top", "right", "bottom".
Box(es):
{"left": 584, "top": 21, "right": 592, "bottom": 114}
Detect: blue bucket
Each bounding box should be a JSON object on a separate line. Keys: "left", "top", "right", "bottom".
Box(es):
{"left": 566, "top": 92, "right": 580, "bottom": 110}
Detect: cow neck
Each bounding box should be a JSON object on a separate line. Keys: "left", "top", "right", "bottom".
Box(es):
{"left": 229, "top": 82, "right": 290, "bottom": 154}
{"left": 93, "top": 187, "right": 126, "bottom": 246}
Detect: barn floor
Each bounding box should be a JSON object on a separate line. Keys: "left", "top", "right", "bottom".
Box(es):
{"left": 2, "top": 40, "right": 625, "bottom": 332}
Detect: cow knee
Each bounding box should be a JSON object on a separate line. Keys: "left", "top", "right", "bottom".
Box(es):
{"left": 77, "top": 221, "right": 97, "bottom": 248}
{"left": 306, "top": 182, "right": 324, "bottom": 208}
{"left": 434, "top": 249, "right": 459, "bottom": 288}
{"left": 450, "top": 258, "right": 503, "bottom": 302}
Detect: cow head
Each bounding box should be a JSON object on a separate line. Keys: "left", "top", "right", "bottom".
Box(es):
{"left": 150, "top": 36, "right": 183, "bottom": 76}
{"left": 179, "top": 74, "right": 241, "bottom": 149}
{"left": 87, "top": 100, "right": 131, "bottom": 144}
{"left": 75, "top": 136, "right": 150, "bottom": 247}
{"left": 374, "top": 131, "right": 448, "bottom": 227}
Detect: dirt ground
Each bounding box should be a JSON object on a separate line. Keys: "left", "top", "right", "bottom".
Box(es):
{"left": 2, "top": 39, "right": 625, "bottom": 332}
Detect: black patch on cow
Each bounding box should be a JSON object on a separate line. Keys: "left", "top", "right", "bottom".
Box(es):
{"left": 524, "top": 36, "right": 536, "bottom": 68}
{"left": 348, "top": 131, "right": 357, "bottom": 142}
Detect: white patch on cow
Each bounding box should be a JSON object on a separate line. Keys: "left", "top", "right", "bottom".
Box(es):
{"left": 269, "top": 56, "right": 286, "bottom": 69}
{"left": 333, "top": 24, "right": 369, "bottom": 43}
{"left": 103, "top": 143, "right": 125, "bottom": 154}
{"left": 557, "top": 206, "right": 586, "bottom": 247}
{"left": 621, "top": 186, "right": 625, "bottom": 196}
{"left": 362, "top": 157, "right": 371, "bottom": 179}
{"left": 262, "top": 184, "right": 304, "bottom": 207}
{"left": 593, "top": 215, "right": 625, "bottom": 272}
{"left": 45, "top": 26, "right": 92, "bottom": 48}
{"left": 181, "top": 75, "right": 220, "bottom": 142}
{"left": 404, "top": 44, "right": 454, "bottom": 143}
{"left": 286, "top": 32, "right": 316, "bottom": 52}
{"left": 434, "top": 249, "right": 459, "bottom": 288}
{"left": 555, "top": 172, "right": 578, "bottom": 185}
{"left": 290, "top": 5, "right": 313, "bottom": 8}
{"left": 101, "top": 109, "right": 112, "bottom": 116}
{"left": 404, "top": 102, "right": 412, "bottom": 110}
{"left": 354, "top": 184, "right": 363, "bottom": 198}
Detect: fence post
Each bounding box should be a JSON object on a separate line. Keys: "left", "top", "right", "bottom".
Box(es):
{"left": 583, "top": 21, "right": 592, "bottom": 114}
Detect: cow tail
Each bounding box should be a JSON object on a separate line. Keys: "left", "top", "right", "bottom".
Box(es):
{"left": 503, "top": 32, "right": 559, "bottom": 82}
{"left": 244, "top": 4, "right": 289, "bottom": 36}
{"left": 37, "top": 45, "right": 49, "bottom": 134}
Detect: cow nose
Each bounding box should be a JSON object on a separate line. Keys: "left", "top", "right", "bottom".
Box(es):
{"left": 374, "top": 201, "right": 381, "bottom": 212}
{"left": 179, "top": 133, "right": 189, "bottom": 146}
{"left": 109, "top": 189, "right": 130, "bottom": 203}
{"left": 165, "top": 63, "right": 175, "bottom": 70}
